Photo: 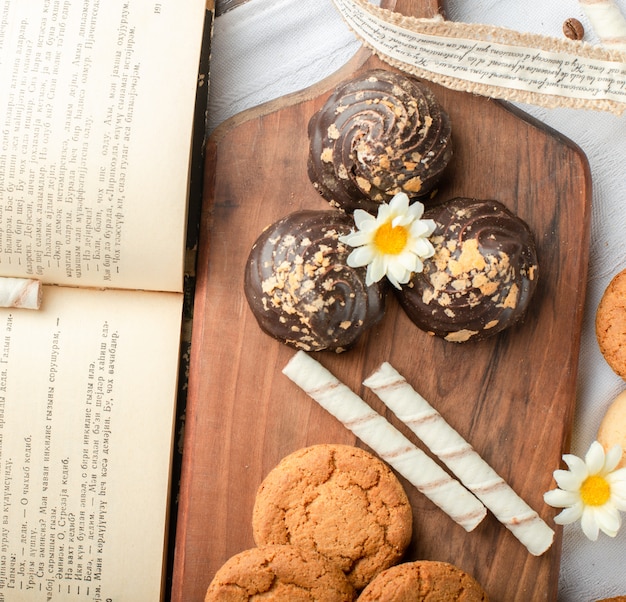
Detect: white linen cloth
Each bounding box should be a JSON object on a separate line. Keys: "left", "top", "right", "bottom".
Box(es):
{"left": 207, "top": 1, "right": 626, "bottom": 599}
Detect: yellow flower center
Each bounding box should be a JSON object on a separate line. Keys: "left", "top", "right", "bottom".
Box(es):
{"left": 580, "top": 475, "right": 611, "bottom": 506}
{"left": 374, "top": 221, "right": 408, "bottom": 255}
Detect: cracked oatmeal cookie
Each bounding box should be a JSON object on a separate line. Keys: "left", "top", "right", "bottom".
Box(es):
{"left": 357, "top": 560, "right": 488, "bottom": 601}
{"left": 252, "top": 444, "right": 412, "bottom": 590}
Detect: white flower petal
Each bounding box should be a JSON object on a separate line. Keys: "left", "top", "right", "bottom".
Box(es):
{"left": 607, "top": 467, "right": 626, "bottom": 487}
{"left": 553, "top": 469, "right": 584, "bottom": 492}
{"left": 611, "top": 492, "right": 626, "bottom": 512}
{"left": 389, "top": 192, "right": 410, "bottom": 214}
{"left": 585, "top": 441, "right": 606, "bottom": 475}
{"left": 607, "top": 473, "right": 626, "bottom": 510}
{"left": 347, "top": 246, "right": 376, "bottom": 268}
{"left": 342, "top": 231, "right": 372, "bottom": 248}
{"left": 377, "top": 204, "right": 391, "bottom": 222}
{"left": 382, "top": 261, "right": 402, "bottom": 289}
{"left": 424, "top": 219, "right": 437, "bottom": 236}
{"left": 609, "top": 466, "right": 626, "bottom": 480}
{"left": 407, "top": 200, "right": 425, "bottom": 220}
{"left": 387, "top": 260, "right": 410, "bottom": 286}
{"left": 553, "top": 503, "right": 583, "bottom": 525}
{"left": 544, "top": 488, "right": 580, "bottom": 508}
{"left": 339, "top": 232, "right": 353, "bottom": 244}
{"left": 596, "top": 504, "right": 621, "bottom": 537}
{"left": 339, "top": 231, "right": 358, "bottom": 246}
{"left": 392, "top": 214, "right": 412, "bottom": 228}
{"left": 354, "top": 209, "right": 376, "bottom": 230}
{"left": 361, "top": 221, "right": 380, "bottom": 235}
{"left": 410, "top": 218, "right": 435, "bottom": 239}
{"left": 368, "top": 256, "right": 387, "bottom": 284}
{"left": 604, "top": 444, "right": 624, "bottom": 473}
{"left": 562, "top": 454, "right": 589, "bottom": 481}
{"left": 396, "top": 251, "right": 419, "bottom": 272}
{"left": 412, "top": 238, "right": 435, "bottom": 259}
{"left": 580, "top": 507, "right": 600, "bottom": 541}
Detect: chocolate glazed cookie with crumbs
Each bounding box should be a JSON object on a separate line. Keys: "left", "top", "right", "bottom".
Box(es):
{"left": 308, "top": 69, "right": 452, "bottom": 214}
{"left": 252, "top": 444, "right": 413, "bottom": 590}
{"left": 396, "top": 197, "right": 538, "bottom": 343}
{"left": 356, "top": 560, "right": 488, "bottom": 601}
{"left": 244, "top": 210, "right": 386, "bottom": 353}
{"left": 204, "top": 544, "right": 355, "bottom": 601}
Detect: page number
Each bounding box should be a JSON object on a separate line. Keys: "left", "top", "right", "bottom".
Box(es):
{"left": 154, "top": 3, "right": 162, "bottom": 13}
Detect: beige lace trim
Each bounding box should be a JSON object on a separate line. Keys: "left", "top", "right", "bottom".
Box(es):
{"left": 333, "top": 0, "right": 626, "bottom": 114}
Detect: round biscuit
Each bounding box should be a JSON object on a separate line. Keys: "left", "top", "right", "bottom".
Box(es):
{"left": 357, "top": 560, "right": 488, "bottom": 601}
{"left": 252, "top": 444, "right": 413, "bottom": 590}
{"left": 597, "top": 390, "right": 626, "bottom": 469}
{"left": 204, "top": 544, "right": 355, "bottom": 601}
{"left": 596, "top": 269, "right": 626, "bottom": 379}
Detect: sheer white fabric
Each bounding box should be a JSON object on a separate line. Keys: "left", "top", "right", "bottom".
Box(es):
{"left": 208, "top": 1, "right": 626, "bottom": 598}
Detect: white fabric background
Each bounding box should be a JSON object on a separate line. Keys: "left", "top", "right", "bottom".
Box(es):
{"left": 207, "top": 1, "right": 626, "bottom": 599}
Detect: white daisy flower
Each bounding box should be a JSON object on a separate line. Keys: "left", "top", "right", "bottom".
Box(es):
{"left": 339, "top": 192, "right": 436, "bottom": 290}
{"left": 543, "top": 441, "right": 626, "bottom": 540}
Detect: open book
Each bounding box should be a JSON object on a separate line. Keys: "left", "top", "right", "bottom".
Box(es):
{"left": 0, "top": 0, "right": 209, "bottom": 599}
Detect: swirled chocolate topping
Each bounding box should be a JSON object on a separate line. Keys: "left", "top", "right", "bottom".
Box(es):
{"left": 307, "top": 69, "right": 452, "bottom": 214}
{"left": 244, "top": 210, "right": 387, "bottom": 352}
{"left": 396, "top": 198, "right": 538, "bottom": 343}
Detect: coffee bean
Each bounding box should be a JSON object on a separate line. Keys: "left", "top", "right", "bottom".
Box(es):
{"left": 563, "top": 18, "right": 584, "bottom": 40}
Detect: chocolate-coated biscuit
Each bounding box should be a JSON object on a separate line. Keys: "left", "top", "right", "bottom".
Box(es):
{"left": 395, "top": 197, "right": 538, "bottom": 343}
{"left": 252, "top": 444, "right": 413, "bottom": 590}
{"left": 244, "top": 210, "right": 386, "bottom": 353}
{"left": 308, "top": 69, "right": 452, "bottom": 214}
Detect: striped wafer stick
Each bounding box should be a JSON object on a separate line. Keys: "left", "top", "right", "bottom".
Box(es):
{"left": 579, "top": 0, "right": 626, "bottom": 51}
{"left": 282, "top": 351, "right": 486, "bottom": 532}
{"left": 0, "top": 277, "right": 42, "bottom": 309}
{"left": 363, "top": 362, "right": 554, "bottom": 556}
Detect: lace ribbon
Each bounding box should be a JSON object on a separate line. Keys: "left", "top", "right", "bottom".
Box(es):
{"left": 332, "top": 0, "right": 626, "bottom": 114}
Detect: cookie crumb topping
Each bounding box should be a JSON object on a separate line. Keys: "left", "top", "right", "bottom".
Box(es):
{"left": 307, "top": 69, "right": 452, "bottom": 214}
{"left": 395, "top": 197, "right": 539, "bottom": 342}
{"left": 245, "top": 211, "right": 386, "bottom": 352}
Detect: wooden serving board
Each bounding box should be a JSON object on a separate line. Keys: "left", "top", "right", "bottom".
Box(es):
{"left": 171, "top": 1, "right": 591, "bottom": 600}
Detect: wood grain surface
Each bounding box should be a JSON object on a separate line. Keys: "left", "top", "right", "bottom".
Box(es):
{"left": 171, "top": 0, "right": 592, "bottom": 600}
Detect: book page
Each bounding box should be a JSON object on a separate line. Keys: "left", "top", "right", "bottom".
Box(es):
{"left": 0, "top": 286, "right": 183, "bottom": 600}
{"left": 0, "top": 0, "right": 206, "bottom": 292}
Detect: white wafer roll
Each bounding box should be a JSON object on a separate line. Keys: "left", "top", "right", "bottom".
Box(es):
{"left": 363, "top": 362, "right": 554, "bottom": 556}
{"left": 0, "top": 277, "right": 42, "bottom": 309}
{"left": 579, "top": 0, "right": 626, "bottom": 51}
{"left": 282, "top": 351, "right": 486, "bottom": 532}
